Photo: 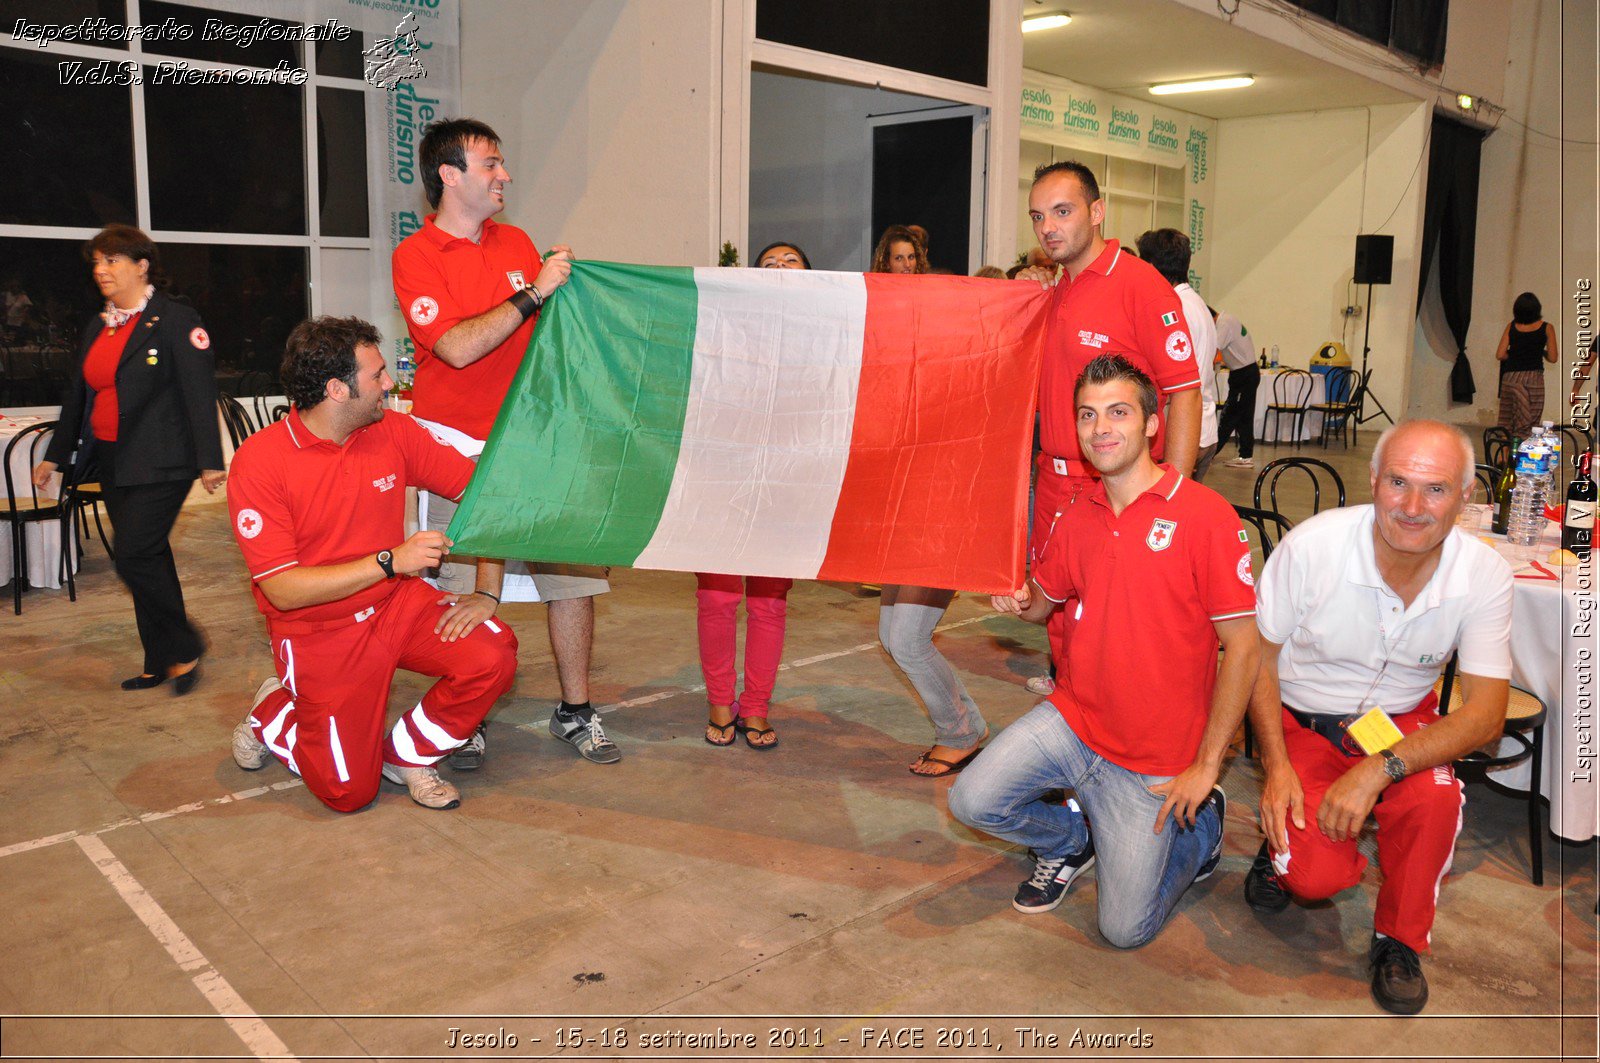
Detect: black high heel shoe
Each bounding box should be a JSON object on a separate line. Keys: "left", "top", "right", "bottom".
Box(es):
{"left": 120, "top": 673, "right": 166, "bottom": 691}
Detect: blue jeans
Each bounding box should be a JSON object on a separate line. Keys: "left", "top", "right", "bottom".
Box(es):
{"left": 948, "top": 704, "right": 1221, "bottom": 949}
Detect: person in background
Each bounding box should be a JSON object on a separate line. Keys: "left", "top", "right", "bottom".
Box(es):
{"left": 868, "top": 228, "right": 985, "bottom": 776}
{"left": 1495, "top": 291, "right": 1559, "bottom": 437}
{"left": 1135, "top": 229, "right": 1219, "bottom": 481}
{"left": 974, "top": 265, "right": 1007, "bottom": 280}
{"left": 1212, "top": 306, "right": 1260, "bottom": 469}
{"left": 33, "top": 224, "right": 224, "bottom": 695}
{"left": 696, "top": 239, "right": 810, "bottom": 751}
{"left": 870, "top": 225, "right": 928, "bottom": 276}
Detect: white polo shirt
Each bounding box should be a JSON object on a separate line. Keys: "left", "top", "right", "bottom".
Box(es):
{"left": 1175, "top": 283, "right": 1219, "bottom": 449}
{"left": 1256, "top": 505, "right": 1513, "bottom": 716}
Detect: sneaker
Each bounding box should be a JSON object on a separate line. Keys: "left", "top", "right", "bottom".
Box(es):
{"left": 381, "top": 763, "right": 461, "bottom": 810}
{"left": 1224, "top": 456, "right": 1255, "bottom": 469}
{"left": 1194, "top": 786, "right": 1227, "bottom": 882}
{"left": 231, "top": 677, "right": 280, "bottom": 771}
{"left": 447, "top": 723, "right": 487, "bottom": 771}
{"left": 1013, "top": 837, "right": 1096, "bottom": 913}
{"left": 1024, "top": 674, "right": 1056, "bottom": 697}
{"left": 1243, "top": 841, "right": 1291, "bottom": 912}
{"left": 549, "top": 706, "right": 623, "bottom": 764}
{"left": 1369, "top": 934, "right": 1429, "bottom": 1015}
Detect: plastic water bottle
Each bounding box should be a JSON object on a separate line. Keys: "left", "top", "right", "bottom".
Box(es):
{"left": 1270, "top": 344, "right": 1280, "bottom": 368}
{"left": 395, "top": 352, "right": 416, "bottom": 397}
{"left": 1506, "top": 427, "right": 1555, "bottom": 546}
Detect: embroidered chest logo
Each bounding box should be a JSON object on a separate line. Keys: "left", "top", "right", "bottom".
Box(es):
{"left": 1418, "top": 652, "right": 1445, "bottom": 665}
{"left": 1076, "top": 329, "right": 1110, "bottom": 349}
{"left": 409, "top": 296, "right": 438, "bottom": 325}
{"left": 236, "top": 509, "right": 263, "bottom": 539}
{"left": 372, "top": 474, "right": 397, "bottom": 493}
{"left": 506, "top": 270, "right": 528, "bottom": 291}
{"left": 1147, "top": 518, "right": 1177, "bottom": 551}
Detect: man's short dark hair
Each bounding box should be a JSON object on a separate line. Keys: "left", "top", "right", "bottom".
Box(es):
{"left": 1032, "top": 160, "right": 1101, "bottom": 203}
{"left": 1135, "top": 228, "right": 1192, "bottom": 286}
{"left": 1074, "top": 354, "right": 1159, "bottom": 418}
{"left": 419, "top": 117, "right": 501, "bottom": 209}
{"left": 281, "top": 316, "right": 382, "bottom": 411}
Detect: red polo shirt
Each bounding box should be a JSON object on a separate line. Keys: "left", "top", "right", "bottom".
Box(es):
{"left": 391, "top": 214, "right": 541, "bottom": 438}
{"left": 1038, "top": 241, "right": 1200, "bottom": 469}
{"left": 1033, "top": 466, "right": 1256, "bottom": 775}
{"left": 227, "top": 408, "right": 475, "bottom": 632}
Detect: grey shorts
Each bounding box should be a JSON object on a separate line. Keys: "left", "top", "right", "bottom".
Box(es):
{"left": 425, "top": 488, "right": 610, "bottom": 602}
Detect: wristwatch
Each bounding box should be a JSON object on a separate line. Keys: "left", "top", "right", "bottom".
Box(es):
{"left": 1379, "top": 748, "right": 1408, "bottom": 782}
{"left": 375, "top": 549, "right": 396, "bottom": 579}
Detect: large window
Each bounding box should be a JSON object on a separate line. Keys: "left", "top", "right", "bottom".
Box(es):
{"left": 756, "top": 0, "right": 991, "bottom": 88}
{"left": 0, "top": 0, "right": 370, "bottom": 407}
{"left": 1286, "top": 0, "right": 1448, "bottom": 69}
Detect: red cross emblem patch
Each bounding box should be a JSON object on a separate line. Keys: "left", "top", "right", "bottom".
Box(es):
{"left": 1147, "top": 518, "right": 1177, "bottom": 551}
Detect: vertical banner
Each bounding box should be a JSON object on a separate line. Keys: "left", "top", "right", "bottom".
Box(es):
{"left": 340, "top": 0, "right": 461, "bottom": 371}
{"left": 1020, "top": 71, "right": 1216, "bottom": 290}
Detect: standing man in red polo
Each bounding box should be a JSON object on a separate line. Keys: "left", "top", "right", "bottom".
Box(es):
{"left": 1018, "top": 161, "right": 1202, "bottom": 678}
{"left": 227, "top": 316, "right": 518, "bottom": 812}
{"left": 391, "top": 117, "right": 620, "bottom": 767}
{"left": 949, "top": 355, "right": 1257, "bottom": 947}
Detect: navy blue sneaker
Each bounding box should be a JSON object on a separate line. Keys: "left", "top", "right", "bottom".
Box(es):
{"left": 1194, "top": 786, "right": 1227, "bottom": 882}
{"left": 1013, "top": 836, "right": 1096, "bottom": 913}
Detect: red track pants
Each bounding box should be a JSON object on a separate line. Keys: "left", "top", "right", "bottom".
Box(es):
{"left": 1273, "top": 698, "right": 1465, "bottom": 953}
{"left": 250, "top": 577, "right": 519, "bottom": 812}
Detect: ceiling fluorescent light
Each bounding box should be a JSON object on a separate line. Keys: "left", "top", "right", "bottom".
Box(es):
{"left": 1149, "top": 75, "right": 1255, "bottom": 96}
{"left": 1022, "top": 13, "right": 1072, "bottom": 33}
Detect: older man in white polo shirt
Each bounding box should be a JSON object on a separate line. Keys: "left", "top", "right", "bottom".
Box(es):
{"left": 1244, "top": 419, "right": 1513, "bottom": 1016}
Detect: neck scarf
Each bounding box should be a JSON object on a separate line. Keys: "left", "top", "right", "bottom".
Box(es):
{"left": 103, "top": 286, "right": 154, "bottom": 331}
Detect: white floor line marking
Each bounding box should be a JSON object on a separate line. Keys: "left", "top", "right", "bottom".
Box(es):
{"left": 0, "top": 779, "right": 305, "bottom": 860}
{"left": 4, "top": 610, "right": 1008, "bottom": 856}
{"left": 75, "top": 834, "right": 298, "bottom": 1062}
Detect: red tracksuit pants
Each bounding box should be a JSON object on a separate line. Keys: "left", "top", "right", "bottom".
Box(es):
{"left": 1030, "top": 460, "right": 1095, "bottom": 670}
{"left": 1274, "top": 699, "right": 1465, "bottom": 953}
{"left": 250, "top": 577, "right": 519, "bottom": 812}
{"left": 695, "top": 573, "right": 792, "bottom": 717}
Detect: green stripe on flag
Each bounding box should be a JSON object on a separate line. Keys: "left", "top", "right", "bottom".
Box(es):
{"left": 447, "top": 260, "right": 698, "bottom": 565}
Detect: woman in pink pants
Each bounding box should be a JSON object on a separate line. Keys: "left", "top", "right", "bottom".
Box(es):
{"left": 698, "top": 241, "right": 810, "bottom": 750}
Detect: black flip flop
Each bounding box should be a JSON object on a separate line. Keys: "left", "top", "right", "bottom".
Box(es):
{"left": 704, "top": 716, "right": 738, "bottom": 747}
{"left": 733, "top": 719, "right": 779, "bottom": 751}
{"left": 909, "top": 744, "right": 984, "bottom": 778}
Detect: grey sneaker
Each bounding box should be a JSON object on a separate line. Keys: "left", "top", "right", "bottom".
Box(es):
{"left": 1224, "top": 456, "right": 1255, "bottom": 469}
{"left": 448, "top": 723, "right": 487, "bottom": 771}
{"left": 1024, "top": 674, "right": 1056, "bottom": 697}
{"left": 549, "top": 707, "right": 622, "bottom": 764}
{"left": 381, "top": 763, "right": 461, "bottom": 809}
{"left": 232, "top": 677, "right": 280, "bottom": 771}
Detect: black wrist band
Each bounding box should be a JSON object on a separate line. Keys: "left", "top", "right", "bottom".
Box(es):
{"left": 475, "top": 590, "right": 500, "bottom": 604}
{"left": 508, "top": 287, "right": 540, "bottom": 321}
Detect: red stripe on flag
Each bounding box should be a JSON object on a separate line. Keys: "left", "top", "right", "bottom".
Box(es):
{"left": 815, "top": 274, "right": 1050, "bottom": 593}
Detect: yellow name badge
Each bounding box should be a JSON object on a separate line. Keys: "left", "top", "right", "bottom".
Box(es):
{"left": 1346, "top": 706, "right": 1405, "bottom": 755}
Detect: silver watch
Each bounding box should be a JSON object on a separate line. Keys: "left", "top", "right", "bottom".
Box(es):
{"left": 1379, "top": 748, "right": 1408, "bottom": 782}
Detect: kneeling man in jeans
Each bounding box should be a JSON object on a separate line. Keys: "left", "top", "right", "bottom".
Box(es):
{"left": 1245, "top": 419, "right": 1512, "bottom": 1014}
{"left": 950, "top": 354, "right": 1259, "bottom": 948}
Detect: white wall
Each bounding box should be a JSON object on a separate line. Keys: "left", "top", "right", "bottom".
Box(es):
{"left": 1415, "top": 0, "right": 1598, "bottom": 430}
{"left": 749, "top": 73, "right": 946, "bottom": 271}
{"left": 1210, "top": 102, "right": 1430, "bottom": 420}
{"left": 459, "top": 0, "right": 721, "bottom": 266}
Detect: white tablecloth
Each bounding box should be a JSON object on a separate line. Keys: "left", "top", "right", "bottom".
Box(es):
{"left": 1, "top": 414, "right": 75, "bottom": 591}
{"left": 1459, "top": 506, "right": 1599, "bottom": 841}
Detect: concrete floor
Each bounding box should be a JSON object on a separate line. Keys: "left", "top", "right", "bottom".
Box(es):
{"left": 2, "top": 433, "right": 1596, "bottom": 1062}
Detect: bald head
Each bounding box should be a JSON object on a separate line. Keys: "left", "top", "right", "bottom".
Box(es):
{"left": 1370, "top": 420, "right": 1476, "bottom": 495}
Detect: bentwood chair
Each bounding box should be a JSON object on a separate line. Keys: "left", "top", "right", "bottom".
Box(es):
{"left": 2, "top": 420, "right": 75, "bottom": 614}
{"left": 1482, "top": 426, "right": 1515, "bottom": 472}
{"left": 1232, "top": 504, "right": 1294, "bottom": 760}
{"left": 1263, "top": 369, "right": 1314, "bottom": 447}
{"left": 1437, "top": 654, "right": 1548, "bottom": 886}
{"left": 1311, "top": 367, "right": 1359, "bottom": 449}
{"left": 1253, "top": 457, "right": 1346, "bottom": 521}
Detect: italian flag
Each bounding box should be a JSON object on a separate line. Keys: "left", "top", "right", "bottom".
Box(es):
{"left": 447, "top": 261, "right": 1051, "bottom": 592}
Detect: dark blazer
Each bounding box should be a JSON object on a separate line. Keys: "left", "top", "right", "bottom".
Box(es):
{"left": 46, "top": 290, "right": 225, "bottom": 486}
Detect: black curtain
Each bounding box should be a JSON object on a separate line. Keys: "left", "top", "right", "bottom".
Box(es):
{"left": 1418, "top": 115, "right": 1487, "bottom": 403}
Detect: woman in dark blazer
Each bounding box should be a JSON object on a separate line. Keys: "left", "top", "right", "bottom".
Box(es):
{"left": 33, "top": 224, "right": 225, "bottom": 694}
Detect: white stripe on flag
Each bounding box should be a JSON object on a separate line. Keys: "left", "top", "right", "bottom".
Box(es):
{"left": 632, "top": 268, "right": 867, "bottom": 577}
